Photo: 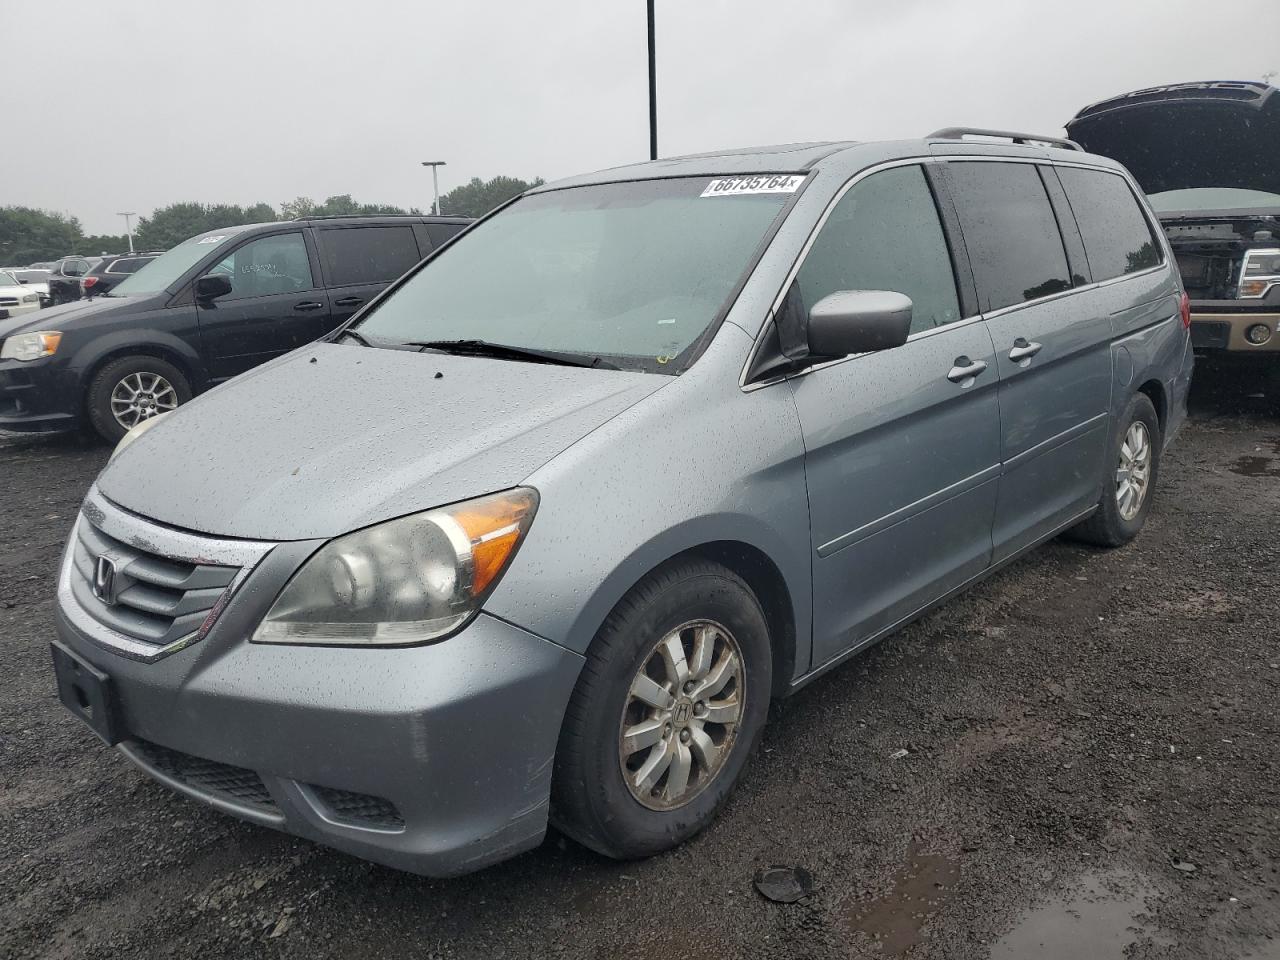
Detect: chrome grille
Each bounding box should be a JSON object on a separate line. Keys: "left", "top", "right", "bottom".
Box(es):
{"left": 0, "top": 297, "right": 19, "bottom": 306}
{"left": 70, "top": 519, "right": 239, "bottom": 648}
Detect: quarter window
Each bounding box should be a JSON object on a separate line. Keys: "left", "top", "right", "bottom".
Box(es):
{"left": 1056, "top": 167, "right": 1162, "bottom": 282}
{"left": 794, "top": 165, "right": 961, "bottom": 335}
{"left": 210, "top": 233, "right": 313, "bottom": 300}
{"left": 947, "top": 162, "right": 1072, "bottom": 312}
{"left": 317, "top": 226, "right": 421, "bottom": 287}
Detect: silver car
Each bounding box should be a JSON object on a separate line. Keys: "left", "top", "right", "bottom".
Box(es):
{"left": 50, "top": 130, "right": 1193, "bottom": 876}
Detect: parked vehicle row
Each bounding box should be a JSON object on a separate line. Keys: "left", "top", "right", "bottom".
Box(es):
{"left": 46, "top": 128, "right": 1191, "bottom": 877}
{"left": 0, "top": 215, "right": 470, "bottom": 439}
{"left": 0, "top": 270, "right": 44, "bottom": 319}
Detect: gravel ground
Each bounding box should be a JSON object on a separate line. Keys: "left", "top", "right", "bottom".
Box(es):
{"left": 2, "top": 367, "right": 1279, "bottom": 960}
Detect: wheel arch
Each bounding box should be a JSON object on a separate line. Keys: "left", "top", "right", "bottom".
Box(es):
{"left": 76, "top": 332, "right": 209, "bottom": 405}
{"left": 1136, "top": 377, "right": 1167, "bottom": 433}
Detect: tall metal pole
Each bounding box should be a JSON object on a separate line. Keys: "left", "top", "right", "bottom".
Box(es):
{"left": 117, "top": 212, "right": 136, "bottom": 252}
{"left": 421, "top": 161, "right": 447, "bottom": 215}
{"left": 647, "top": 0, "right": 657, "bottom": 160}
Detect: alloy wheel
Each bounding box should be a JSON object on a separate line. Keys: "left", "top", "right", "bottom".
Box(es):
{"left": 1115, "top": 421, "right": 1152, "bottom": 521}
{"left": 110, "top": 371, "right": 178, "bottom": 430}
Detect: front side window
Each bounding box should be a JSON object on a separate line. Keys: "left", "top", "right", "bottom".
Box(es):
{"left": 352, "top": 177, "right": 797, "bottom": 373}
{"left": 317, "top": 226, "right": 420, "bottom": 287}
{"left": 948, "top": 161, "right": 1072, "bottom": 312}
{"left": 793, "top": 165, "right": 961, "bottom": 335}
{"left": 210, "top": 233, "right": 314, "bottom": 300}
{"left": 1057, "top": 167, "right": 1162, "bottom": 282}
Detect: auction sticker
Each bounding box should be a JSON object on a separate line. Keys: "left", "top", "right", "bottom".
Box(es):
{"left": 700, "top": 174, "right": 805, "bottom": 198}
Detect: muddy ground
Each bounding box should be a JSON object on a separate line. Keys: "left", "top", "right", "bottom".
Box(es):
{"left": 2, "top": 366, "right": 1279, "bottom": 960}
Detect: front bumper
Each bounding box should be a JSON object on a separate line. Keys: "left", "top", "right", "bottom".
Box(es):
{"left": 1190, "top": 311, "right": 1280, "bottom": 355}
{"left": 52, "top": 499, "right": 585, "bottom": 877}
{"left": 0, "top": 356, "right": 80, "bottom": 432}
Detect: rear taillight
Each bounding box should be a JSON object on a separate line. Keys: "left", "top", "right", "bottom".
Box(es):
{"left": 1179, "top": 291, "right": 1191, "bottom": 329}
{"left": 81, "top": 276, "right": 98, "bottom": 290}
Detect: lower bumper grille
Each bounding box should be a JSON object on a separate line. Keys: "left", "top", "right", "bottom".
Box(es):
{"left": 310, "top": 784, "right": 404, "bottom": 830}
{"left": 1191, "top": 321, "right": 1230, "bottom": 349}
{"left": 130, "top": 739, "right": 276, "bottom": 811}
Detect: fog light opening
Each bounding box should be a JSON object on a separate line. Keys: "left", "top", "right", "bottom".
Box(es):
{"left": 1245, "top": 323, "right": 1273, "bottom": 345}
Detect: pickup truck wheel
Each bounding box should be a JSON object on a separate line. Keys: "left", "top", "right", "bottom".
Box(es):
{"left": 87, "top": 356, "right": 191, "bottom": 444}
{"left": 1068, "top": 392, "right": 1161, "bottom": 547}
{"left": 551, "top": 559, "right": 772, "bottom": 860}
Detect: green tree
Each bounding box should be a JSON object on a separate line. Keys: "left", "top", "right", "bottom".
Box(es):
{"left": 0, "top": 206, "right": 83, "bottom": 263}
{"left": 438, "top": 176, "right": 544, "bottom": 217}
{"left": 80, "top": 233, "right": 131, "bottom": 255}
{"left": 134, "top": 201, "right": 280, "bottom": 250}
{"left": 280, "top": 195, "right": 421, "bottom": 219}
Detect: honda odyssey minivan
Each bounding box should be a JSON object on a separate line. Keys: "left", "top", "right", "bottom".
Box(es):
{"left": 50, "top": 130, "right": 1193, "bottom": 877}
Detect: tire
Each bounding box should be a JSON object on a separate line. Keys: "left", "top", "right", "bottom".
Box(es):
{"left": 551, "top": 558, "right": 773, "bottom": 860}
{"left": 86, "top": 355, "right": 191, "bottom": 444}
{"left": 1068, "top": 392, "right": 1161, "bottom": 547}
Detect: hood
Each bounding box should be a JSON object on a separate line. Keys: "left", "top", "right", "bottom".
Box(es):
{"left": 1066, "top": 81, "right": 1280, "bottom": 198}
{"left": 0, "top": 294, "right": 137, "bottom": 340}
{"left": 97, "top": 344, "right": 668, "bottom": 540}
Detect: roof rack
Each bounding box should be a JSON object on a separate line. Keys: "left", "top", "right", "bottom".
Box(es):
{"left": 928, "top": 127, "right": 1084, "bottom": 152}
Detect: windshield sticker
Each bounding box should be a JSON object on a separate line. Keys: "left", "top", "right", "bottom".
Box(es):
{"left": 700, "top": 175, "right": 805, "bottom": 198}
{"left": 197, "top": 235, "right": 228, "bottom": 244}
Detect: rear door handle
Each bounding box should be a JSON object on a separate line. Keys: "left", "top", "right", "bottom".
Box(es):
{"left": 947, "top": 357, "right": 988, "bottom": 384}
{"left": 333, "top": 297, "right": 363, "bottom": 307}
{"left": 293, "top": 301, "right": 325, "bottom": 312}
{"left": 1008, "top": 338, "right": 1043, "bottom": 363}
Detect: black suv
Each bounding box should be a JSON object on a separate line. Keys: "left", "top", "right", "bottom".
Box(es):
{"left": 46, "top": 256, "right": 103, "bottom": 305}
{"left": 0, "top": 215, "right": 471, "bottom": 440}
{"left": 80, "top": 252, "right": 164, "bottom": 299}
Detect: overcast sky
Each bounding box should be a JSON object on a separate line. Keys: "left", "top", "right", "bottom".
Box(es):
{"left": 3, "top": 0, "right": 1278, "bottom": 235}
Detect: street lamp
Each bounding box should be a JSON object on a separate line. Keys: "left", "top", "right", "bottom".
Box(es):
{"left": 117, "top": 212, "right": 136, "bottom": 253}
{"left": 420, "top": 161, "right": 447, "bottom": 215}
{"left": 647, "top": 0, "right": 657, "bottom": 160}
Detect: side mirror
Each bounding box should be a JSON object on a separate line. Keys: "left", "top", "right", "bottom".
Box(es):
{"left": 18, "top": 279, "right": 28, "bottom": 285}
{"left": 807, "top": 290, "right": 913, "bottom": 358}
{"left": 194, "top": 273, "right": 234, "bottom": 302}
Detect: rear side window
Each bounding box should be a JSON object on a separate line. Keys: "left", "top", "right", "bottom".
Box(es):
{"left": 947, "top": 162, "right": 1072, "bottom": 312}
{"left": 425, "top": 222, "right": 467, "bottom": 248}
{"left": 794, "top": 165, "right": 961, "bottom": 335}
{"left": 1056, "top": 167, "right": 1162, "bottom": 282}
{"left": 317, "top": 226, "right": 420, "bottom": 287}
{"left": 106, "top": 257, "right": 152, "bottom": 274}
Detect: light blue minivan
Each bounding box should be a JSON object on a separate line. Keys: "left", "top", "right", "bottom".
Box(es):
{"left": 51, "top": 129, "right": 1193, "bottom": 876}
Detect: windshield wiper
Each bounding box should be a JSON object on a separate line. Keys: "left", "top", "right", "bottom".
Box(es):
{"left": 334, "top": 327, "right": 373, "bottom": 346}
{"left": 406, "top": 339, "right": 620, "bottom": 370}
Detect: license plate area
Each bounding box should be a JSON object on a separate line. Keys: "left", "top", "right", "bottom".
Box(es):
{"left": 51, "top": 642, "right": 122, "bottom": 745}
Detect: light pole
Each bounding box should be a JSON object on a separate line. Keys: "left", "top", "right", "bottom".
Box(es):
{"left": 420, "top": 161, "right": 447, "bottom": 215}
{"left": 117, "top": 212, "right": 136, "bottom": 253}
{"left": 647, "top": 0, "right": 657, "bottom": 160}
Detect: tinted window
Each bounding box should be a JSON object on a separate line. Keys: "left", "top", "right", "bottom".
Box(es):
{"left": 948, "top": 162, "right": 1072, "bottom": 312}
{"left": 1057, "top": 168, "right": 1162, "bottom": 282}
{"left": 61, "top": 259, "right": 90, "bottom": 277}
{"left": 794, "top": 165, "right": 960, "bottom": 334}
{"left": 425, "top": 222, "right": 467, "bottom": 248}
{"left": 106, "top": 257, "right": 153, "bottom": 274}
{"left": 318, "top": 226, "right": 420, "bottom": 286}
{"left": 210, "top": 232, "right": 313, "bottom": 300}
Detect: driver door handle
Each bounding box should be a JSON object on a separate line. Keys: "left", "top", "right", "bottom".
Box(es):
{"left": 293, "top": 301, "right": 325, "bottom": 312}
{"left": 334, "top": 296, "right": 363, "bottom": 307}
{"left": 1008, "top": 338, "right": 1043, "bottom": 362}
{"left": 947, "top": 357, "right": 988, "bottom": 384}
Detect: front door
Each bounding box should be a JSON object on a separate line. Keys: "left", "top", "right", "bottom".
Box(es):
{"left": 196, "top": 230, "right": 331, "bottom": 382}
{"left": 786, "top": 163, "right": 1003, "bottom": 668}
{"left": 944, "top": 160, "right": 1113, "bottom": 560}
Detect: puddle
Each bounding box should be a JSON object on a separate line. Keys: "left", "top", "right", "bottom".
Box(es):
{"left": 843, "top": 842, "right": 961, "bottom": 955}
{"left": 1229, "top": 438, "right": 1280, "bottom": 477}
{"left": 990, "top": 871, "right": 1157, "bottom": 960}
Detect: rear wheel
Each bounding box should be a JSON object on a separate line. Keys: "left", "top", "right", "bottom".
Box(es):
{"left": 86, "top": 356, "right": 191, "bottom": 443}
{"left": 551, "top": 559, "right": 772, "bottom": 859}
{"left": 1069, "top": 392, "right": 1161, "bottom": 547}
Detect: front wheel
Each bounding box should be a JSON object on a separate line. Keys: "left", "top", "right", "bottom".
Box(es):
{"left": 551, "top": 559, "right": 772, "bottom": 859}
{"left": 86, "top": 356, "right": 192, "bottom": 443}
{"left": 1068, "top": 392, "right": 1161, "bottom": 547}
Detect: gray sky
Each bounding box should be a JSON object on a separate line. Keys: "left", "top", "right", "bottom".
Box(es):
{"left": 4, "top": 0, "right": 1278, "bottom": 235}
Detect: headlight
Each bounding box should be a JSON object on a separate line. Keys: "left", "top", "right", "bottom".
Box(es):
{"left": 110, "top": 411, "right": 170, "bottom": 461}
{"left": 1239, "top": 248, "right": 1280, "bottom": 299}
{"left": 0, "top": 330, "right": 62, "bottom": 361}
{"left": 22, "top": 294, "right": 39, "bottom": 304}
{"left": 252, "top": 488, "right": 538, "bottom": 647}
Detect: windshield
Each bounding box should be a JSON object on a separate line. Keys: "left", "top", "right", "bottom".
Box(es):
{"left": 1148, "top": 187, "right": 1280, "bottom": 214}
{"left": 0, "top": 271, "right": 18, "bottom": 287}
{"left": 109, "top": 230, "right": 237, "bottom": 295}
{"left": 353, "top": 176, "right": 800, "bottom": 372}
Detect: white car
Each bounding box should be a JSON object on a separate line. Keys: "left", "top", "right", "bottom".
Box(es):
{"left": 0, "top": 270, "right": 44, "bottom": 318}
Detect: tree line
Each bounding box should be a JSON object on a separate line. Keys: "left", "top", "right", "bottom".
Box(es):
{"left": 0, "top": 175, "right": 544, "bottom": 264}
